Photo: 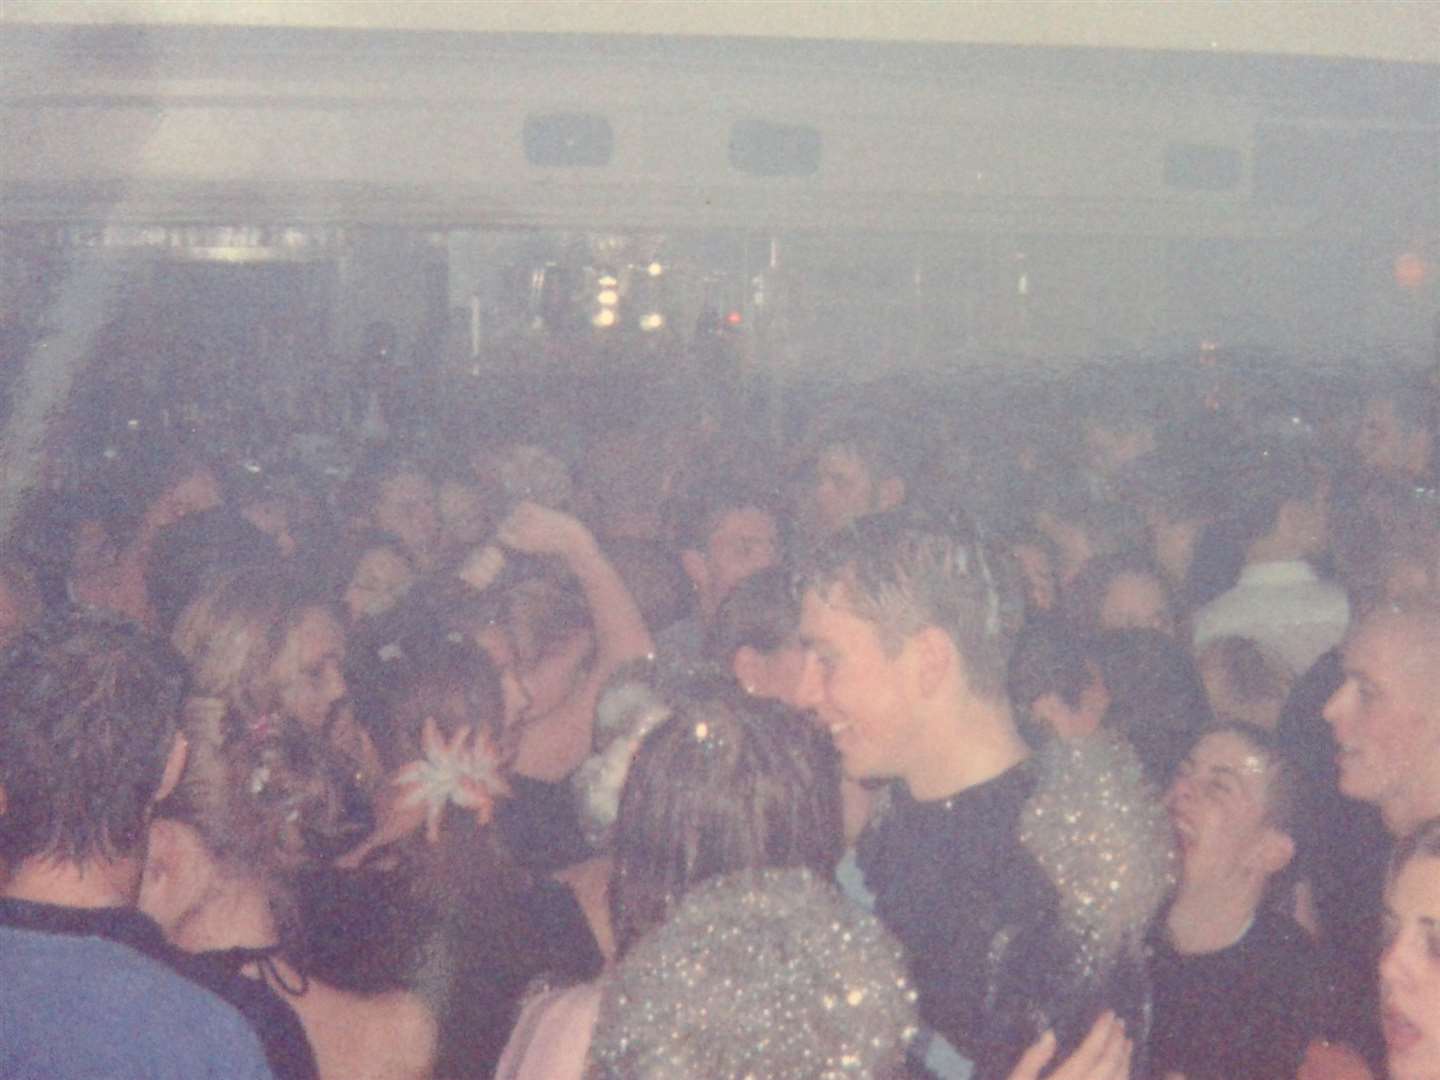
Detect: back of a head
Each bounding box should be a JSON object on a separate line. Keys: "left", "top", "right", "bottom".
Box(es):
{"left": 1196, "top": 635, "right": 1294, "bottom": 730}
{"left": 146, "top": 509, "right": 282, "bottom": 636}
{"left": 589, "top": 867, "right": 916, "bottom": 1080}
{"left": 705, "top": 564, "right": 800, "bottom": 665}
{"left": 1007, "top": 617, "right": 1093, "bottom": 745}
{"left": 353, "top": 632, "right": 505, "bottom": 773}
{"left": 609, "top": 679, "right": 843, "bottom": 956}
{"left": 1227, "top": 444, "right": 1323, "bottom": 551}
{"left": 800, "top": 508, "right": 1023, "bottom": 701}
{"left": 1061, "top": 551, "right": 1175, "bottom": 638}
{"left": 0, "top": 607, "right": 188, "bottom": 865}
{"left": 156, "top": 702, "right": 375, "bottom": 960}
{"left": 1092, "top": 628, "right": 1214, "bottom": 784}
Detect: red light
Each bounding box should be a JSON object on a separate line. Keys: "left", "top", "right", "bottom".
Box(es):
{"left": 1395, "top": 252, "right": 1429, "bottom": 291}
{"left": 725, "top": 310, "right": 743, "bottom": 326}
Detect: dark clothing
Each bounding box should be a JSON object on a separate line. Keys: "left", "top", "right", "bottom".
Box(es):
{"left": 1148, "top": 907, "right": 1329, "bottom": 1080}
{"left": 495, "top": 774, "right": 592, "bottom": 876}
{"left": 0, "top": 898, "right": 317, "bottom": 1080}
{"left": 1276, "top": 648, "right": 1390, "bottom": 1073}
{"left": 521, "top": 876, "right": 606, "bottom": 982}
{"left": 857, "top": 763, "right": 1068, "bottom": 1080}
{"left": 426, "top": 874, "right": 604, "bottom": 1080}
{"left": 299, "top": 824, "right": 598, "bottom": 1080}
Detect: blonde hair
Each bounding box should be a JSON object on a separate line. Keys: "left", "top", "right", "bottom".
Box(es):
{"left": 171, "top": 564, "right": 333, "bottom": 717}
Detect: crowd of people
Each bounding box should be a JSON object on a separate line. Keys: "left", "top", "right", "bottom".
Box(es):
{"left": 1, "top": 348, "right": 1439, "bottom": 1080}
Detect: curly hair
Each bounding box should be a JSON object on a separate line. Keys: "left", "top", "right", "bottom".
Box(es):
{"left": 153, "top": 699, "right": 373, "bottom": 963}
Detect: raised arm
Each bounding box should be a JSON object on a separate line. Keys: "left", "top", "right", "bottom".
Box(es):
{"left": 497, "top": 501, "right": 653, "bottom": 780}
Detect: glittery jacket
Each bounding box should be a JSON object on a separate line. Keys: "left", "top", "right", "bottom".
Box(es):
{"left": 857, "top": 737, "right": 1173, "bottom": 1080}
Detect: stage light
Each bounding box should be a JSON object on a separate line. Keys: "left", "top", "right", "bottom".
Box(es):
{"left": 1395, "top": 252, "right": 1429, "bottom": 291}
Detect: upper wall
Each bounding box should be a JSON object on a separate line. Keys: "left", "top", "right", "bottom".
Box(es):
{"left": 1, "top": 25, "right": 1435, "bottom": 236}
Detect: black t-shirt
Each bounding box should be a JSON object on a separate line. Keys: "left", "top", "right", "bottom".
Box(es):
{"left": 1147, "top": 906, "right": 1328, "bottom": 1080}
{"left": 494, "top": 774, "right": 592, "bottom": 876}
{"left": 0, "top": 897, "right": 318, "bottom": 1080}
{"left": 856, "top": 763, "right": 1062, "bottom": 1080}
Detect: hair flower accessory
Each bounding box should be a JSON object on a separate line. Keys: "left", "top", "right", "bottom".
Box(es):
{"left": 393, "top": 717, "right": 511, "bottom": 843}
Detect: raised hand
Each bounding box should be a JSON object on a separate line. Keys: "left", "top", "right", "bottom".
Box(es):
{"left": 495, "top": 501, "right": 592, "bottom": 560}
{"left": 1007, "top": 1012, "right": 1132, "bottom": 1080}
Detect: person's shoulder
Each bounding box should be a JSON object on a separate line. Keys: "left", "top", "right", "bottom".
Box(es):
{"left": 1248, "top": 905, "right": 1322, "bottom": 957}
{"left": 0, "top": 925, "right": 275, "bottom": 1076}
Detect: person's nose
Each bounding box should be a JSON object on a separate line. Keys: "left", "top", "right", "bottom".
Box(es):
{"left": 793, "top": 651, "right": 824, "bottom": 712}
{"left": 1322, "top": 680, "right": 1352, "bottom": 733}
{"left": 1379, "top": 929, "right": 1413, "bottom": 994}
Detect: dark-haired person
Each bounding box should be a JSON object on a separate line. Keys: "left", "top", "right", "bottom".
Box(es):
{"left": 344, "top": 450, "right": 441, "bottom": 573}
{"left": 1090, "top": 628, "right": 1215, "bottom": 787}
{"left": 653, "top": 484, "right": 780, "bottom": 676}
{"left": 1192, "top": 446, "right": 1348, "bottom": 677}
{"left": 351, "top": 630, "right": 600, "bottom": 1080}
{"left": 1149, "top": 724, "right": 1330, "bottom": 1080}
{"left": 795, "top": 510, "right": 1160, "bottom": 1079}
{"left": 0, "top": 609, "right": 280, "bottom": 1079}
{"left": 805, "top": 413, "right": 911, "bottom": 540}
{"left": 1379, "top": 816, "right": 1440, "bottom": 1080}
{"left": 1062, "top": 551, "right": 1178, "bottom": 639}
{"left": 1354, "top": 376, "right": 1436, "bottom": 488}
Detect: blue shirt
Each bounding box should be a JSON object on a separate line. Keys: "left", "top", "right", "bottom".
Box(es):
{"left": 0, "top": 924, "right": 276, "bottom": 1080}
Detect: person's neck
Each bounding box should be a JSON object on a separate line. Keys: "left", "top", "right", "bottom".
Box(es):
{"left": 170, "top": 877, "right": 278, "bottom": 955}
{"left": 905, "top": 696, "right": 1029, "bottom": 802}
{"left": 3, "top": 854, "right": 141, "bottom": 910}
{"left": 1166, "top": 874, "right": 1264, "bottom": 955}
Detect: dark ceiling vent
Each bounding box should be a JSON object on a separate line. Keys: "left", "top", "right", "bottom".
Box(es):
{"left": 523, "top": 113, "right": 613, "bottom": 167}
{"left": 1164, "top": 142, "right": 1243, "bottom": 191}
{"left": 729, "top": 118, "right": 821, "bottom": 177}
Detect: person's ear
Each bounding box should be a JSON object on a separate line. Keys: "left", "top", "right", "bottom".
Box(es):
{"left": 154, "top": 733, "right": 189, "bottom": 805}
{"left": 732, "top": 646, "right": 766, "bottom": 696}
{"left": 907, "top": 625, "right": 954, "bottom": 698}
{"left": 141, "top": 818, "right": 211, "bottom": 929}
